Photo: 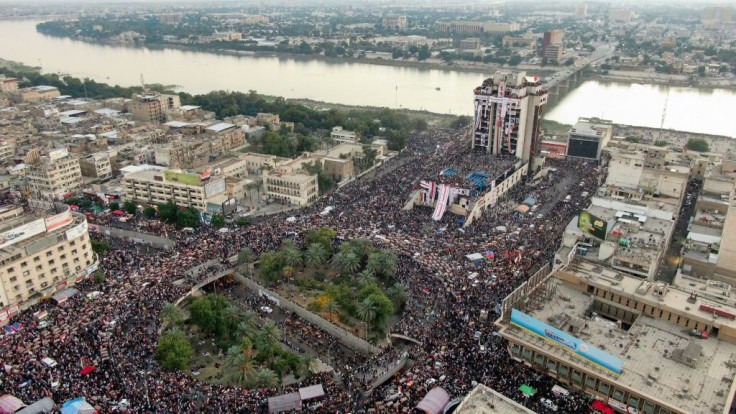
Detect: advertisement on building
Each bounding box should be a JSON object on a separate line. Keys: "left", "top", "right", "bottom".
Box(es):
{"left": 0, "top": 219, "right": 47, "bottom": 249}
{"left": 578, "top": 210, "right": 608, "bottom": 240}
{"left": 65, "top": 220, "right": 88, "bottom": 241}
{"left": 510, "top": 309, "right": 623, "bottom": 375}
{"left": 204, "top": 178, "right": 227, "bottom": 198}
{"left": 45, "top": 209, "right": 73, "bottom": 232}
{"left": 222, "top": 198, "right": 237, "bottom": 215}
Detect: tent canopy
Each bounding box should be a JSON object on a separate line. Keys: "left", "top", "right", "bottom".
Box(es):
{"left": 16, "top": 397, "right": 55, "bottom": 414}
{"left": 416, "top": 387, "right": 450, "bottom": 414}
{"left": 465, "top": 253, "right": 483, "bottom": 261}
{"left": 519, "top": 384, "right": 537, "bottom": 396}
{"left": 267, "top": 393, "right": 301, "bottom": 414}
{"left": 53, "top": 288, "right": 79, "bottom": 304}
{"left": 515, "top": 204, "right": 530, "bottom": 213}
{"left": 61, "top": 398, "right": 96, "bottom": 414}
{"left": 0, "top": 395, "right": 26, "bottom": 414}
{"left": 298, "top": 384, "right": 324, "bottom": 401}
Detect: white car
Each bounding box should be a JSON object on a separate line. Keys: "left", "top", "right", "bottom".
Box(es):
{"left": 540, "top": 398, "right": 558, "bottom": 412}
{"left": 386, "top": 392, "right": 403, "bottom": 401}
{"left": 259, "top": 306, "right": 273, "bottom": 314}
{"left": 41, "top": 357, "right": 58, "bottom": 368}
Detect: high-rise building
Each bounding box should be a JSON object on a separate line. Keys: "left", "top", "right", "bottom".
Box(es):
{"left": 26, "top": 148, "right": 83, "bottom": 202}
{"left": 128, "top": 91, "right": 181, "bottom": 123}
{"left": 0, "top": 204, "right": 97, "bottom": 313}
{"left": 542, "top": 30, "right": 564, "bottom": 61}
{"left": 567, "top": 117, "right": 613, "bottom": 161}
{"left": 471, "top": 72, "right": 548, "bottom": 161}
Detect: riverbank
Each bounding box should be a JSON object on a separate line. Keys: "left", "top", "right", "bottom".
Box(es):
{"left": 615, "top": 124, "right": 736, "bottom": 155}
{"left": 589, "top": 70, "right": 736, "bottom": 90}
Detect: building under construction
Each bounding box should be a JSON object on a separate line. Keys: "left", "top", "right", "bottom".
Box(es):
{"left": 472, "top": 72, "right": 548, "bottom": 162}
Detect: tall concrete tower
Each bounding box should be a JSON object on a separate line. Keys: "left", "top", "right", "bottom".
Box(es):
{"left": 471, "top": 72, "right": 548, "bottom": 162}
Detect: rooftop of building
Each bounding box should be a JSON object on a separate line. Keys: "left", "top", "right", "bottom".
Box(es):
{"left": 503, "top": 265, "right": 736, "bottom": 414}
{"left": 206, "top": 122, "right": 236, "bottom": 133}
{"left": 570, "top": 118, "right": 613, "bottom": 138}
{"left": 264, "top": 170, "right": 316, "bottom": 184}
{"left": 455, "top": 384, "right": 536, "bottom": 414}
{"left": 0, "top": 207, "right": 84, "bottom": 259}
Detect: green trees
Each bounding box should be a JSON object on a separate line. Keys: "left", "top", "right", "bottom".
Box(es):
{"left": 210, "top": 214, "right": 226, "bottom": 229}
{"left": 259, "top": 252, "right": 285, "bottom": 284}
{"left": 108, "top": 201, "right": 120, "bottom": 211}
{"left": 188, "top": 294, "right": 231, "bottom": 338}
{"left": 386, "top": 283, "right": 407, "bottom": 310}
{"left": 333, "top": 251, "right": 361, "bottom": 273}
{"left": 161, "top": 303, "right": 185, "bottom": 327}
{"left": 158, "top": 201, "right": 178, "bottom": 223}
{"left": 365, "top": 250, "right": 398, "bottom": 280}
{"left": 238, "top": 247, "right": 255, "bottom": 266}
{"left": 143, "top": 206, "right": 157, "bottom": 219}
{"left": 90, "top": 239, "right": 110, "bottom": 256}
{"left": 123, "top": 200, "right": 138, "bottom": 215}
{"left": 305, "top": 243, "right": 329, "bottom": 267}
{"left": 305, "top": 227, "right": 337, "bottom": 254}
{"left": 157, "top": 328, "right": 194, "bottom": 370}
{"left": 302, "top": 161, "right": 336, "bottom": 195}
{"left": 686, "top": 138, "right": 710, "bottom": 152}
{"left": 177, "top": 207, "right": 201, "bottom": 228}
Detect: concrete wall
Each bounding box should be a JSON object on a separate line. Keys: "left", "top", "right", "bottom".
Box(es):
{"left": 91, "top": 225, "right": 176, "bottom": 250}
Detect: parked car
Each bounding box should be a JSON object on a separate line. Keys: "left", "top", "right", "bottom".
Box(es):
{"left": 540, "top": 398, "right": 558, "bottom": 412}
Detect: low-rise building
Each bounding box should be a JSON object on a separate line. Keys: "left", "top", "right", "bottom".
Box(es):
{"left": 122, "top": 168, "right": 228, "bottom": 212}
{"left": 496, "top": 262, "right": 736, "bottom": 414}
{"left": 0, "top": 76, "right": 19, "bottom": 92}
{"left": 9, "top": 86, "right": 60, "bottom": 103}
{"left": 331, "top": 126, "right": 358, "bottom": 143}
{"left": 128, "top": 91, "right": 181, "bottom": 123}
{"left": 382, "top": 14, "right": 408, "bottom": 30}
{"left": 0, "top": 204, "right": 97, "bottom": 313}
{"left": 79, "top": 153, "right": 113, "bottom": 182}
{"left": 262, "top": 171, "right": 318, "bottom": 206}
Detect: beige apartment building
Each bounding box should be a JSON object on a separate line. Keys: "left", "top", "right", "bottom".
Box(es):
{"left": 0, "top": 204, "right": 97, "bottom": 314}
{"left": 26, "top": 149, "right": 83, "bottom": 201}
{"left": 79, "top": 153, "right": 113, "bottom": 182}
{"left": 123, "top": 168, "right": 227, "bottom": 212}
{"left": 263, "top": 171, "right": 318, "bottom": 206}
{"left": 382, "top": 14, "right": 408, "bottom": 30}
{"left": 129, "top": 91, "right": 181, "bottom": 123}
{"left": 10, "top": 85, "right": 60, "bottom": 103}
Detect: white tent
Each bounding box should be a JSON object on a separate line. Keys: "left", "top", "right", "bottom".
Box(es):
{"left": 416, "top": 387, "right": 450, "bottom": 414}
{"left": 298, "top": 384, "right": 325, "bottom": 401}
{"left": 465, "top": 253, "right": 483, "bottom": 262}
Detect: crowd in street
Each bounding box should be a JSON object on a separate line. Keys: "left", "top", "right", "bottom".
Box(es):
{"left": 0, "top": 125, "right": 603, "bottom": 413}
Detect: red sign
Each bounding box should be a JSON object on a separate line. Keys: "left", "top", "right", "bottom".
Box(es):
{"left": 699, "top": 304, "right": 735, "bottom": 320}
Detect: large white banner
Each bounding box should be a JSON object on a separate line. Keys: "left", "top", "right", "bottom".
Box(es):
{"left": 65, "top": 220, "right": 88, "bottom": 241}
{"left": 0, "top": 219, "right": 46, "bottom": 249}
{"left": 45, "top": 209, "right": 73, "bottom": 232}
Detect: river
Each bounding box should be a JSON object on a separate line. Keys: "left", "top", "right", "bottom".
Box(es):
{"left": 1, "top": 20, "right": 735, "bottom": 137}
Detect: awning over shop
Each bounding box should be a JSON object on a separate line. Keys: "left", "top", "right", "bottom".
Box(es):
{"left": 298, "top": 384, "right": 324, "bottom": 401}
{"left": 267, "top": 393, "right": 301, "bottom": 413}
{"left": 416, "top": 387, "right": 450, "bottom": 414}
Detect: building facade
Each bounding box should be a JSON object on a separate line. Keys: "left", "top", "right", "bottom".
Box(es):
{"left": 262, "top": 171, "right": 318, "bottom": 206}
{"left": 567, "top": 117, "right": 613, "bottom": 161}
{"left": 471, "top": 72, "right": 548, "bottom": 162}
{"left": 26, "top": 150, "right": 83, "bottom": 201}
{"left": 0, "top": 204, "right": 97, "bottom": 313}
{"left": 382, "top": 15, "right": 408, "bottom": 30}
{"left": 129, "top": 92, "right": 181, "bottom": 123}
{"left": 123, "top": 168, "right": 227, "bottom": 211}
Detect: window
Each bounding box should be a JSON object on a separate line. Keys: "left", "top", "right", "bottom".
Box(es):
{"left": 534, "top": 354, "right": 545, "bottom": 366}
{"left": 511, "top": 344, "right": 521, "bottom": 356}
{"left": 547, "top": 360, "right": 557, "bottom": 373}
{"left": 22, "top": 271, "right": 29, "bottom": 277}
{"left": 33, "top": 256, "right": 40, "bottom": 262}
{"left": 572, "top": 370, "right": 583, "bottom": 385}
{"left": 9, "top": 276, "right": 16, "bottom": 282}
{"left": 522, "top": 349, "right": 533, "bottom": 361}
{"left": 612, "top": 388, "right": 625, "bottom": 402}
{"left": 46, "top": 251, "right": 52, "bottom": 257}
{"left": 642, "top": 401, "right": 656, "bottom": 414}
{"left": 57, "top": 246, "right": 64, "bottom": 252}
{"left": 7, "top": 267, "right": 14, "bottom": 273}
{"left": 47, "top": 260, "right": 55, "bottom": 266}
{"left": 559, "top": 365, "right": 570, "bottom": 378}
{"left": 36, "top": 265, "right": 42, "bottom": 271}
{"left": 20, "top": 261, "right": 27, "bottom": 268}
{"left": 627, "top": 396, "right": 640, "bottom": 409}
{"left": 585, "top": 376, "right": 597, "bottom": 389}
{"left": 598, "top": 382, "right": 611, "bottom": 395}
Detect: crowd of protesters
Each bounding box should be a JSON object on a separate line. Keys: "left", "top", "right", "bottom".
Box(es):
{"left": 0, "top": 125, "right": 604, "bottom": 413}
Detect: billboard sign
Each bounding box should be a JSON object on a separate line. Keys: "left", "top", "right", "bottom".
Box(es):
{"left": 204, "top": 178, "right": 227, "bottom": 198}
{"left": 510, "top": 309, "right": 623, "bottom": 375}
{"left": 45, "top": 210, "right": 73, "bottom": 232}
{"left": 0, "top": 219, "right": 47, "bottom": 249}
{"left": 65, "top": 220, "right": 88, "bottom": 241}
{"left": 578, "top": 210, "right": 608, "bottom": 240}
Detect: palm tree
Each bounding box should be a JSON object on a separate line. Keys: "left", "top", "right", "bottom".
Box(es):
{"left": 325, "top": 298, "right": 340, "bottom": 322}
{"left": 305, "top": 243, "right": 328, "bottom": 267}
{"left": 282, "top": 247, "right": 303, "bottom": 268}
{"left": 226, "top": 353, "right": 258, "bottom": 387}
{"left": 356, "top": 298, "right": 378, "bottom": 339}
{"left": 257, "top": 368, "right": 280, "bottom": 387}
{"left": 225, "top": 306, "right": 242, "bottom": 328}
{"left": 356, "top": 270, "right": 377, "bottom": 287}
{"left": 238, "top": 247, "right": 255, "bottom": 265}
{"left": 333, "top": 251, "right": 361, "bottom": 274}
{"left": 237, "top": 312, "right": 259, "bottom": 340}
{"left": 164, "top": 326, "right": 187, "bottom": 341}
{"left": 262, "top": 321, "right": 281, "bottom": 345}
{"left": 161, "top": 303, "right": 185, "bottom": 327}
{"left": 296, "top": 354, "right": 317, "bottom": 379}
{"left": 386, "top": 283, "right": 407, "bottom": 310}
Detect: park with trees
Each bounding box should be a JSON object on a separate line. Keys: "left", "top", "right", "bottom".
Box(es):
{"left": 247, "top": 227, "right": 406, "bottom": 342}
{"left": 157, "top": 294, "right": 318, "bottom": 388}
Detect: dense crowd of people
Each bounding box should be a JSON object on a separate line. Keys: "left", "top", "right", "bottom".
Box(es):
{"left": 0, "top": 125, "right": 604, "bottom": 413}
